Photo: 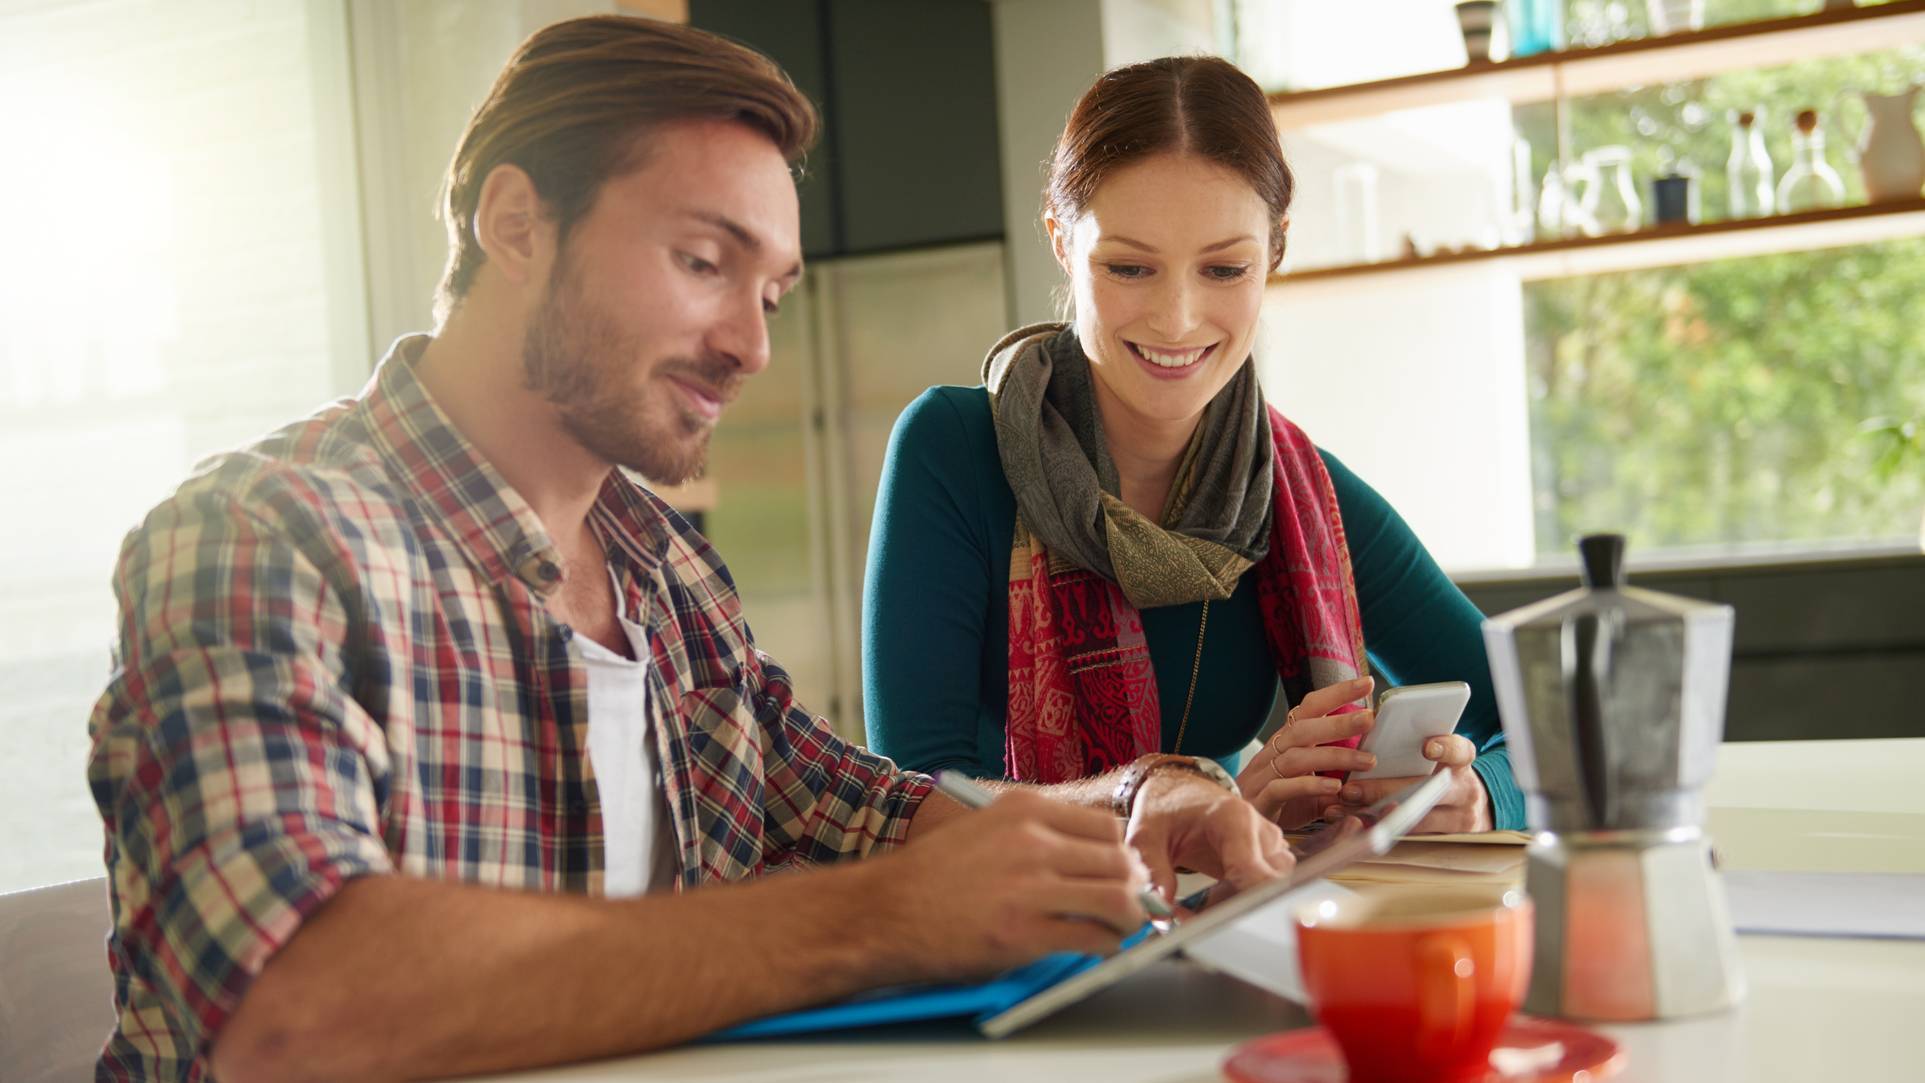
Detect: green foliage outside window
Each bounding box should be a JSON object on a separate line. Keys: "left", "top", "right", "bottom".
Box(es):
{"left": 1518, "top": 4, "right": 1925, "bottom": 555}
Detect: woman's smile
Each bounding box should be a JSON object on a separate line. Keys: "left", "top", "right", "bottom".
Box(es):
{"left": 1124, "top": 339, "right": 1218, "bottom": 379}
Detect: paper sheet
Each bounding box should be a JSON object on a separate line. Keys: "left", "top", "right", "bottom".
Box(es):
{"left": 1332, "top": 864, "right": 1525, "bottom": 888}
{"left": 1415, "top": 830, "right": 1534, "bottom": 845}
{"left": 1327, "top": 838, "right": 1527, "bottom": 888}
{"left": 1723, "top": 871, "right": 1925, "bottom": 940}
{"left": 1364, "top": 841, "right": 1527, "bottom": 874}
{"left": 1179, "top": 882, "right": 1353, "bottom": 1003}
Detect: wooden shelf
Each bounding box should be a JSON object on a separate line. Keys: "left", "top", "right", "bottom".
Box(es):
{"left": 1267, "top": 0, "right": 1925, "bottom": 130}
{"left": 1268, "top": 198, "right": 1925, "bottom": 286}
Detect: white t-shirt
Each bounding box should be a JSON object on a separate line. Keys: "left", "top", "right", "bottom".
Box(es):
{"left": 574, "top": 572, "right": 680, "bottom": 897}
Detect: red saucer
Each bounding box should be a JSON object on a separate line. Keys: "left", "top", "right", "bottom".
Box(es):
{"left": 1222, "top": 1016, "right": 1624, "bottom": 1083}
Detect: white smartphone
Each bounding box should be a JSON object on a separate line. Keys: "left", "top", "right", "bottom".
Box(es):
{"left": 1348, "top": 680, "right": 1472, "bottom": 781}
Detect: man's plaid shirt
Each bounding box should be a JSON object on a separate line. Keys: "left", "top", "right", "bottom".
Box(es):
{"left": 86, "top": 336, "right": 932, "bottom": 1079}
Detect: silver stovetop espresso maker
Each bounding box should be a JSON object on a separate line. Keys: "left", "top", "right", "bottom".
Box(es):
{"left": 1482, "top": 533, "right": 1744, "bottom": 1021}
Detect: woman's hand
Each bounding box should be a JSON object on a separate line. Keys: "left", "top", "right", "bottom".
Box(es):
{"left": 1317, "top": 733, "right": 1494, "bottom": 835}
{"left": 1235, "top": 676, "right": 1380, "bottom": 829}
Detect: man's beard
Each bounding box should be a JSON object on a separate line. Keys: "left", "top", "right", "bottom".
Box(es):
{"left": 521, "top": 259, "right": 741, "bottom": 485}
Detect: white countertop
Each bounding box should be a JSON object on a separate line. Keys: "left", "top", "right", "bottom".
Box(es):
{"left": 485, "top": 739, "right": 1925, "bottom": 1082}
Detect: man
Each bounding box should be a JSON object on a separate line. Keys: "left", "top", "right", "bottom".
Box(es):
{"left": 87, "top": 16, "right": 1294, "bottom": 1081}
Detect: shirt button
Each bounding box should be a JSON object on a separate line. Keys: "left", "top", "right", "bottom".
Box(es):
{"left": 558, "top": 624, "right": 574, "bottom": 642}
{"left": 537, "top": 560, "right": 563, "bottom": 583}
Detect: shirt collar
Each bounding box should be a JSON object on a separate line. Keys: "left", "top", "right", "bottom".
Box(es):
{"left": 357, "top": 335, "right": 672, "bottom": 597}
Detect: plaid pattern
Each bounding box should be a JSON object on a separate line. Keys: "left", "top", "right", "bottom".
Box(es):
{"left": 86, "top": 335, "right": 932, "bottom": 1080}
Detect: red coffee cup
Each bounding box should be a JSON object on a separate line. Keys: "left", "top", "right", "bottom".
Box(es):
{"left": 1296, "top": 886, "right": 1533, "bottom": 1083}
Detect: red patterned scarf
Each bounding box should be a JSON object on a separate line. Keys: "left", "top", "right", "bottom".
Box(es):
{"left": 1004, "top": 406, "right": 1367, "bottom": 782}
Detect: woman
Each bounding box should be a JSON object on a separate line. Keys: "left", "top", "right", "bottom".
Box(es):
{"left": 861, "top": 55, "right": 1522, "bottom": 834}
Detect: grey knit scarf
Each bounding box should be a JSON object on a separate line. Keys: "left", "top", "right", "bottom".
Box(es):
{"left": 981, "top": 323, "right": 1274, "bottom": 609}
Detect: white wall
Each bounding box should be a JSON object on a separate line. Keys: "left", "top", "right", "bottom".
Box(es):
{"left": 347, "top": 0, "right": 620, "bottom": 350}
{"left": 991, "top": 0, "right": 1107, "bottom": 327}
{"left": 1101, "top": 0, "right": 1220, "bottom": 66}
{"left": 992, "top": 0, "right": 1229, "bottom": 327}
{"left": 1270, "top": 96, "right": 1536, "bottom": 571}
{"left": 1258, "top": 267, "right": 1535, "bottom": 571}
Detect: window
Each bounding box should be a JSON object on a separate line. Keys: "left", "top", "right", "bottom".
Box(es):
{"left": 1518, "top": 44, "right": 1925, "bottom": 560}
{"left": 1525, "top": 239, "right": 1925, "bottom": 560}
{"left": 0, "top": 0, "right": 368, "bottom": 892}
{"left": 1245, "top": 0, "right": 1925, "bottom": 572}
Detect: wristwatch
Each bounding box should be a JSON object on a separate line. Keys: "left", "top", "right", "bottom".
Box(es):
{"left": 1111, "top": 753, "right": 1238, "bottom": 818}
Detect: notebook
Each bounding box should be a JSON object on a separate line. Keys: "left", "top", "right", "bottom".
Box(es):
{"left": 711, "top": 770, "right": 1452, "bottom": 1042}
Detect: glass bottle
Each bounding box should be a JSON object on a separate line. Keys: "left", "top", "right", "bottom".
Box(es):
{"left": 1726, "top": 109, "right": 1775, "bottom": 219}
{"left": 1775, "top": 108, "right": 1846, "bottom": 213}
{"left": 1507, "top": 0, "right": 1563, "bottom": 57}
{"left": 1585, "top": 146, "right": 1643, "bottom": 233}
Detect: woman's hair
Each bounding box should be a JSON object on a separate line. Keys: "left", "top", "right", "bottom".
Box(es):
{"left": 1046, "top": 55, "right": 1293, "bottom": 268}
{"left": 435, "top": 16, "right": 818, "bottom": 319}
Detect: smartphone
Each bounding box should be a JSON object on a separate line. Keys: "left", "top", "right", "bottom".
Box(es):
{"left": 1348, "top": 681, "right": 1471, "bottom": 781}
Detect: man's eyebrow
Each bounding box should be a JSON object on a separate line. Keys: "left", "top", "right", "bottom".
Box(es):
{"left": 687, "top": 210, "right": 760, "bottom": 251}
{"left": 685, "top": 209, "right": 801, "bottom": 280}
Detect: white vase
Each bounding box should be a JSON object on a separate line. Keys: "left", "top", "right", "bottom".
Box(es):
{"left": 1860, "top": 87, "right": 1925, "bottom": 203}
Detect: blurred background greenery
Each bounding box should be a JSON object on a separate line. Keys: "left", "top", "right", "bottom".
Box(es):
{"left": 1517, "top": 4, "right": 1925, "bottom": 555}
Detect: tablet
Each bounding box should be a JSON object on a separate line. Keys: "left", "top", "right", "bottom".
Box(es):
{"left": 975, "top": 768, "right": 1452, "bottom": 1037}
{"left": 711, "top": 769, "right": 1451, "bottom": 1044}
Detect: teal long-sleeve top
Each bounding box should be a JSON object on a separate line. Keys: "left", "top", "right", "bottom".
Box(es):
{"left": 861, "top": 386, "right": 1524, "bottom": 831}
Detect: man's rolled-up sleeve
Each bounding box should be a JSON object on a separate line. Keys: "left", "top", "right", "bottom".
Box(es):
{"left": 749, "top": 650, "right": 932, "bottom": 867}
{"left": 88, "top": 483, "right": 394, "bottom": 1069}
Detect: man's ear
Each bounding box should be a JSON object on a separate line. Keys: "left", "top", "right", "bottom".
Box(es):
{"left": 1042, "top": 209, "right": 1073, "bottom": 275}
{"left": 472, "top": 163, "right": 552, "bottom": 290}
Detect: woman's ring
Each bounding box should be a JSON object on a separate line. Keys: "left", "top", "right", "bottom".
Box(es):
{"left": 1269, "top": 710, "right": 1304, "bottom": 781}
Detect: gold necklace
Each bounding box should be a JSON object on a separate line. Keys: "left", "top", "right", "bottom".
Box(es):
{"left": 1171, "top": 598, "right": 1210, "bottom": 753}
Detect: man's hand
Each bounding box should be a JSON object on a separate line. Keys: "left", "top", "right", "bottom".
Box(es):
{"left": 1317, "top": 733, "right": 1494, "bottom": 834}
{"left": 1124, "top": 767, "right": 1295, "bottom": 906}
{"left": 885, "top": 790, "right": 1152, "bottom": 981}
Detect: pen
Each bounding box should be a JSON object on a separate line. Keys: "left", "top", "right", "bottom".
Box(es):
{"left": 931, "top": 770, "right": 1177, "bottom": 926}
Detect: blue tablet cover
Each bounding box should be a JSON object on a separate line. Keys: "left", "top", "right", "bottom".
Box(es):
{"left": 711, "top": 929, "right": 1152, "bottom": 1040}
{"left": 708, "top": 774, "right": 1451, "bottom": 1043}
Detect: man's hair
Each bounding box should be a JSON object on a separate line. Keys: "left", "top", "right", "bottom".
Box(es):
{"left": 435, "top": 16, "right": 819, "bottom": 320}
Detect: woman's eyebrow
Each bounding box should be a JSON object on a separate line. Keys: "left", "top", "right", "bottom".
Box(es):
{"left": 1098, "top": 233, "right": 1256, "bottom": 253}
